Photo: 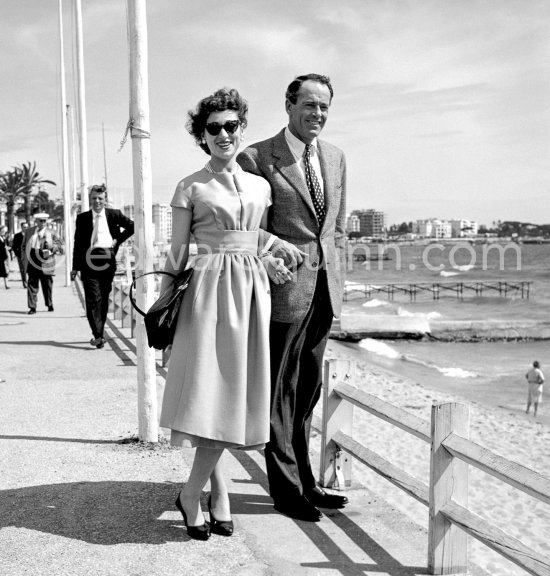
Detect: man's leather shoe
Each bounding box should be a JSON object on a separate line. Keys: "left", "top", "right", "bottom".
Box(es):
{"left": 90, "top": 336, "right": 105, "bottom": 348}
{"left": 28, "top": 309, "right": 36, "bottom": 315}
{"left": 273, "top": 496, "right": 323, "bottom": 522}
{"left": 48, "top": 306, "right": 54, "bottom": 312}
{"left": 305, "top": 486, "right": 348, "bottom": 509}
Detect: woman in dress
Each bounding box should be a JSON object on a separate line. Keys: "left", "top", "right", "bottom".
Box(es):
{"left": 159, "top": 88, "right": 292, "bottom": 540}
{"left": 0, "top": 226, "right": 10, "bottom": 289}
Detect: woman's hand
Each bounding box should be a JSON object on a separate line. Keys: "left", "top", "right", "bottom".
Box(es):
{"left": 262, "top": 255, "right": 293, "bottom": 285}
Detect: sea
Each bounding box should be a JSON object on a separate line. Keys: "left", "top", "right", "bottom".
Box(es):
{"left": 341, "top": 241, "right": 550, "bottom": 425}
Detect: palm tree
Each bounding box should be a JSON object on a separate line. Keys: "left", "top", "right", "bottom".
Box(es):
{"left": 0, "top": 167, "right": 25, "bottom": 233}
{"left": 19, "top": 161, "right": 56, "bottom": 222}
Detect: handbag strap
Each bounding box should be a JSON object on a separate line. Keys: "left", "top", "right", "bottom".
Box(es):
{"left": 129, "top": 270, "right": 177, "bottom": 318}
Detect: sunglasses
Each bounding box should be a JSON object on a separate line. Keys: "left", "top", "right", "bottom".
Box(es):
{"left": 205, "top": 120, "right": 241, "bottom": 136}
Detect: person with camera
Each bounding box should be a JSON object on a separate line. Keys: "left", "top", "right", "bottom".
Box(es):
{"left": 21, "top": 213, "right": 61, "bottom": 314}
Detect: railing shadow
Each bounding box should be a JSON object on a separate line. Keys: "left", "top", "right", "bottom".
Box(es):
{"left": 232, "top": 450, "right": 428, "bottom": 576}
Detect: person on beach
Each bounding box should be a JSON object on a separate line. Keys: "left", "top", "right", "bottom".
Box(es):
{"left": 11, "top": 222, "right": 29, "bottom": 288}
{"left": 71, "top": 184, "right": 134, "bottom": 349}
{"left": 237, "top": 73, "right": 348, "bottom": 522}
{"left": 21, "top": 213, "right": 61, "bottom": 313}
{"left": 525, "top": 360, "right": 544, "bottom": 417}
{"left": 159, "top": 88, "right": 292, "bottom": 540}
{"left": 0, "top": 226, "right": 10, "bottom": 289}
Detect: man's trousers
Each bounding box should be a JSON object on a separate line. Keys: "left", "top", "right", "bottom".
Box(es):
{"left": 82, "top": 249, "right": 116, "bottom": 339}
{"left": 27, "top": 270, "right": 53, "bottom": 310}
{"left": 265, "top": 270, "right": 334, "bottom": 503}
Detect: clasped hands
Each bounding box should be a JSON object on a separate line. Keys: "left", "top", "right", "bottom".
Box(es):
{"left": 262, "top": 240, "right": 307, "bottom": 285}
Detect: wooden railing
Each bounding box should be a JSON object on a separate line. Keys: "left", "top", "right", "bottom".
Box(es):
{"left": 110, "top": 280, "right": 136, "bottom": 337}
{"left": 316, "top": 359, "right": 550, "bottom": 576}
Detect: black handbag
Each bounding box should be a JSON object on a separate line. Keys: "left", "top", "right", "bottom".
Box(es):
{"left": 129, "top": 268, "right": 193, "bottom": 350}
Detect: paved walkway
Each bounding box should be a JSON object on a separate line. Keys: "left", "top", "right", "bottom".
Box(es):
{"left": 0, "top": 270, "right": 481, "bottom": 576}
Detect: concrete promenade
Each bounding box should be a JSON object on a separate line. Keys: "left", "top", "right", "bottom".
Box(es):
{"left": 0, "top": 272, "right": 481, "bottom": 576}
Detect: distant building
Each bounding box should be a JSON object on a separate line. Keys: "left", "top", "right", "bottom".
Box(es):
{"left": 348, "top": 209, "right": 386, "bottom": 237}
{"left": 123, "top": 204, "right": 135, "bottom": 221}
{"left": 123, "top": 203, "right": 172, "bottom": 242}
{"left": 152, "top": 203, "right": 172, "bottom": 242}
{"left": 415, "top": 219, "right": 452, "bottom": 239}
{"left": 449, "top": 219, "right": 478, "bottom": 237}
{"left": 347, "top": 213, "right": 360, "bottom": 233}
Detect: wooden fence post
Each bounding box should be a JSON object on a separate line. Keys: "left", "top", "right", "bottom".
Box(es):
{"left": 319, "top": 358, "right": 353, "bottom": 489}
{"left": 428, "top": 402, "right": 470, "bottom": 574}
{"left": 109, "top": 282, "right": 117, "bottom": 317}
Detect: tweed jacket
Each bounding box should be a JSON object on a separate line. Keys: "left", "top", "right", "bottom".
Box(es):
{"left": 238, "top": 129, "right": 347, "bottom": 323}
{"left": 21, "top": 227, "right": 62, "bottom": 276}
{"left": 72, "top": 208, "right": 134, "bottom": 272}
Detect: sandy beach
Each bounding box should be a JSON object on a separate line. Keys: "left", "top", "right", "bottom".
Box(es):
{"left": 321, "top": 339, "right": 550, "bottom": 576}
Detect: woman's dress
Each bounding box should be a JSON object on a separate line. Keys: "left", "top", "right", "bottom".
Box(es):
{"left": 160, "top": 165, "right": 272, "bottom": 449}
{"left": 0, "top": 238, "right": 9, "bottom": 278}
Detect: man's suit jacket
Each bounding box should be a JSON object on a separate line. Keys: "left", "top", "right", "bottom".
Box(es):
{"left": 21, "top": 227, "right": 61, "bottom": 276}
{"left": 11, "top": 231, "right": 24, "bottom": 259}
{"left": 72, "top": 208, "right": 134, "bottom": 273}
{"left": 238, "top": 129, "right": 347, "bottom": 323}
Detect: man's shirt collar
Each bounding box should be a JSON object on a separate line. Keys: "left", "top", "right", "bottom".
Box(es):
{"left": 284, "top": 127, "right": 319, "bottom": 160}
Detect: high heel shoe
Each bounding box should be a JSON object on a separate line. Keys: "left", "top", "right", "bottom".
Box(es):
{"left": 208, "top": 494, "right": 234, "bottom": 536}
{"left": 175, "top": 493, "right": 210, "bottom": 541}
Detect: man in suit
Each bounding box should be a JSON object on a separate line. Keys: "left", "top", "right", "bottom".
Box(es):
{"left": 71, "top": 184, "right": 134, "bottom": 348}
{"left": 21, "top": 213, "right": 62, "bottom": 314}
{"left": 238, "top": 74, "right": 348, "bottom": 521}
{"left": 11, "top": 221, "right": 29, "bottom": 287}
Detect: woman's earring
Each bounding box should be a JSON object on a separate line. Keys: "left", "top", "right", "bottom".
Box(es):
{"left": 201, "top": 138, "right": 206, "bottom": 145}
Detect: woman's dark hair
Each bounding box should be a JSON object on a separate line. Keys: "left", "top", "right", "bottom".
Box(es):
{"left": 534, "top": 360, "right": 540, "bottom": 368}
{"left": 285, "top": 74, "right": 333, "bottom": 105}
{"left": 186, "top": 88, "right": 248, "bottom": 155}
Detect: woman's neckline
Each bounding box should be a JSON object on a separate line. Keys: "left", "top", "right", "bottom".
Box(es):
{"left": 205, "top": 161, "right": 240, "bottom": 175}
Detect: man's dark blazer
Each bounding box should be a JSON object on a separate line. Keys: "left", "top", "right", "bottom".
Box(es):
{"left": 72, "top": 208, "right": 134, "bottom": 273}
{"left": 238, "top": 129, "right": 347, "bottom": 323}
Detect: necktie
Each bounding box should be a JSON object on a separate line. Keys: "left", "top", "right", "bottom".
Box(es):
{"left": 91, "top": 215, "right": 100, "bottom": 247}
{"left": 303, "top": 144, "right": 325, "bottom": 222}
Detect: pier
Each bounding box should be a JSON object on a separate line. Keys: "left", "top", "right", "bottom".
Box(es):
{"left": 344, "top": 280, "right": 532, "bottom": 301}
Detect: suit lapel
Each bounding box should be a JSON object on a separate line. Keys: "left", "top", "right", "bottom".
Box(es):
{"left": 271, "top": 130, "right": 318, "bottom": 221}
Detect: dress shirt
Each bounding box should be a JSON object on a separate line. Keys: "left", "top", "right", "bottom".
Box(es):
{"left": 284, "top": 127, "right": 324, "bottom": 192}
{"left": 91, "top": 210, "right": 114, "bottom": 249}
{"left": 30, "top": 228, "right": 45, "bottom": 249}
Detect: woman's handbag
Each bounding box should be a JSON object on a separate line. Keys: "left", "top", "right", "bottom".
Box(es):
{"left": 129, "top": 268, "right": 193, "bottom": 350}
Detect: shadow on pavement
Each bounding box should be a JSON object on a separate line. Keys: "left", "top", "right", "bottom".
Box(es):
{"left": 0, "top": 435, "right": 122, "bottom": 445}
{"left": 232, "top": 450, "right": 428, "bottom": 576}
{"left": 0, "top": 340, "right": 91, "bottom": 350}
{"left": 2, "top": 481, "right": 192, "bottom": 545}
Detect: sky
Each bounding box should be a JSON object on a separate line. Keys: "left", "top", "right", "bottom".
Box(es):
{"left": 1, "top": 0, "right": 549, "bottom": 226}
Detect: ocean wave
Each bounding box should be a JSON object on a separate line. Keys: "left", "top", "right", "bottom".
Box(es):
{"left": 437, "top": 367, "right": 478, "bottom": 378}
{"left": 362, "top": 299, "right": 391, "bottom": 308}
{"left": 359, "top": 338, "right": 401, "bottom": 358}
{"left": 397, "top": 307, "right": 442, "bottom": 320}
{"left": 400, "top": 353, "right": 477, "bottom": 378}
{"left": 453, "top": 264, "right": 475, "bottom": 271}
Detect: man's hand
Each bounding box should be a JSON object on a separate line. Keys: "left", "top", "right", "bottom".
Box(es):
{"left": 272, "top": 240, "right": 307, "bottom": 270}
{"left": 261, "top": 256, "right": 293, "bottom": 285}
{"left": 70, "top": 270, "right": 78, "bottom": 281}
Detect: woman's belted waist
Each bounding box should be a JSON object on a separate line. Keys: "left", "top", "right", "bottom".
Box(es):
{"left": 195, "top": 230, "right": 259, "bottom": 255}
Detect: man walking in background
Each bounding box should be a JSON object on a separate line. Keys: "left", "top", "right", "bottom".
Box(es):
{"left": 21, "top": 213, "right": 61, "bottom": 314}
{"left": 238, "top": 73, "right": 348, "bottom": 521}
{"left": 71, "top": 184, "right": 134, "bottom": 349}
{"left": 11, "top": 221, "right": 29, "bottom": 288}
